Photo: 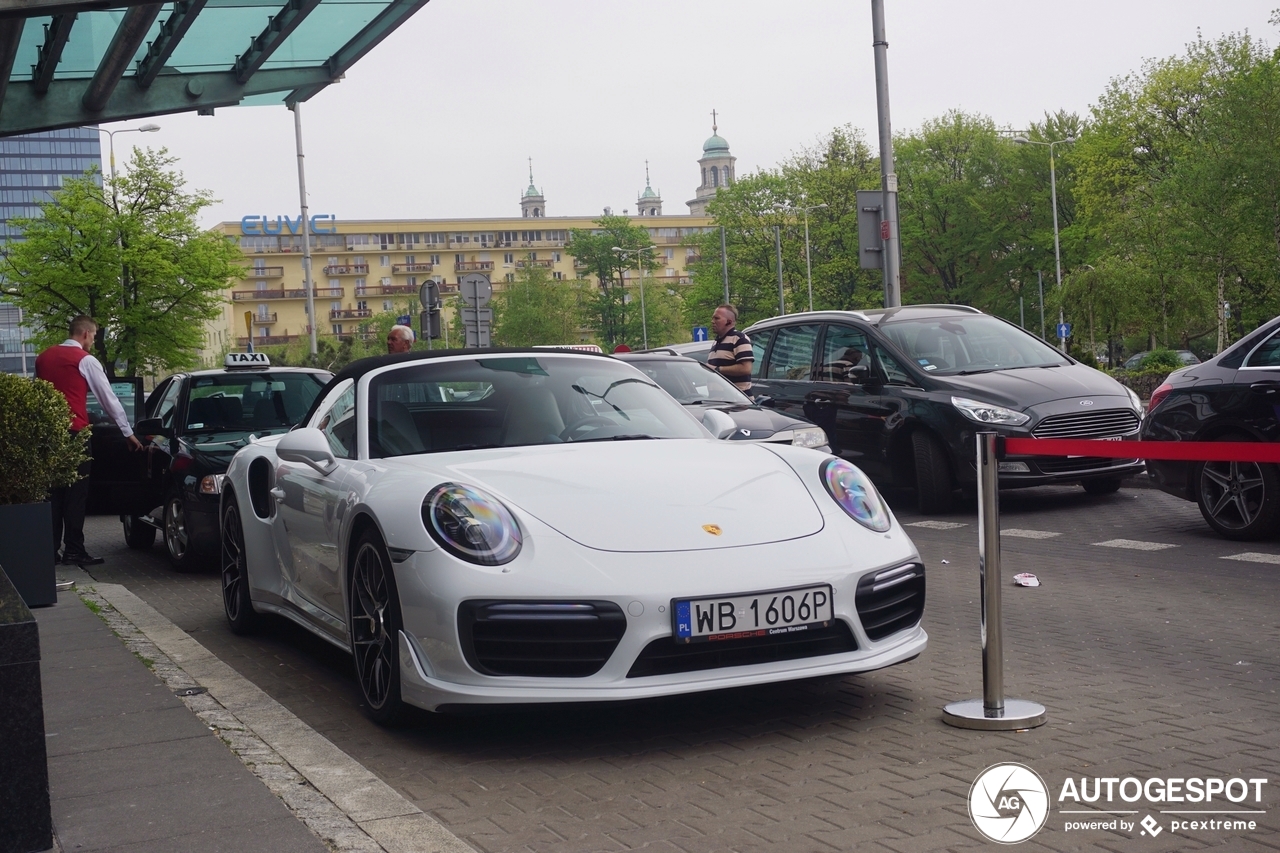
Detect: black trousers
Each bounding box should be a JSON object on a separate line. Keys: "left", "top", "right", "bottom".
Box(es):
{"left": 50, "top": 431, "right": 92, "bottom": 559}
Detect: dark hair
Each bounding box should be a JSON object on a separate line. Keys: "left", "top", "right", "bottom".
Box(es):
{"left": 69, "top": 315, "right": 97, "bottom": 337}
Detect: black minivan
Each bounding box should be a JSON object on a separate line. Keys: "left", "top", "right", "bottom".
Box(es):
{"left": 744, "top": 305, "right": 1145, "bottom": 512}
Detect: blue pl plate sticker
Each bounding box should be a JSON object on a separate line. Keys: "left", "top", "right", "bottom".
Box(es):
{"left": 675, "top": 601, "right": 692, "bottom": 638}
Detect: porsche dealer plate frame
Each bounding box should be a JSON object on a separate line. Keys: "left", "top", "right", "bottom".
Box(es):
{"left": 673, "top": 583, "right": 834, "bottom": 643}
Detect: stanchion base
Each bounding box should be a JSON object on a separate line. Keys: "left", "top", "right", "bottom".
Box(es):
{"left": 942, "top": 698, "right": 1046, "bottom": 731}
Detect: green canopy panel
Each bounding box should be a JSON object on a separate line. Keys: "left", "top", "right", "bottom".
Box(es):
{"left": 0, "top": 0, "right": 429, "bottom": 135}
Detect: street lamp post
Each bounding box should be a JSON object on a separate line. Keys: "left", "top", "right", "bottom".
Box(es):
{"left": 776, "top": 196, "right": 828, "bottom": 312}
{"left": 612, "top": 245, "right": 657, "bottom": 350}
{"left": 1014, "top": 135, "right": 1074, "bottom": 353}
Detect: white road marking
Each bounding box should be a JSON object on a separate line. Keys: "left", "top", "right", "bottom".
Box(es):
{"left": 905, "top": 521, "right": 968, "bottom": 530}
{"left": 1001, "top": 529, "right": 1062, "bottom": 539}
{"left": 1222, "top": 552, "right": 1280, "bottom": 564}
{"left": 1093, "top": 538, "right": 1178, "bottom": 551}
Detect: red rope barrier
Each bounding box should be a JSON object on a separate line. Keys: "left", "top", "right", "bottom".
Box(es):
{"left": 1003, "top": 437, "right": 1280, "bottom": 463}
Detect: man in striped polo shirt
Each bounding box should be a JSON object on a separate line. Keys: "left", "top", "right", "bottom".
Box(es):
{"left": 708, "top": 304, "right": 753, "bottom": 394}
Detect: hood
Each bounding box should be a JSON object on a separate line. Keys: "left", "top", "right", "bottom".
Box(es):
{"left": 686, "top": 402, "right": 809, "bottom": 439}
{"left": 402, "top": 440, "right": 825, "bottom": 552}
{"left": 941, "top": 364, "right": 1132, "bottom": 410}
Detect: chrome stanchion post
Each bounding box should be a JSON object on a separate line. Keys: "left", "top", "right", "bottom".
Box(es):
{"left": 943, "top": 431, "right": 1047, "bottom": 730}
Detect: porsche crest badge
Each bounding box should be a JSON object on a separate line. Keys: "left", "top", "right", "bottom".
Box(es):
{"left": 702, "top": 524, "right": 722, "bottom": 536}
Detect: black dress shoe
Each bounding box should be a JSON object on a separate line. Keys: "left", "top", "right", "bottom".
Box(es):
{"left": 63, "top": 553, "right": 105, "bottom": 566}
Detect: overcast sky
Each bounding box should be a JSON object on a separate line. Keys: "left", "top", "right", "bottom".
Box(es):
{"left": 100, "top": 0, "right": 1276, "bottom": 228}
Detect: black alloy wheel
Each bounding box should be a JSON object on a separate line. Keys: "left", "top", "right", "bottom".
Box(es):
{"left": 122, "top": 514, "right": 156, "bottom": 549}
{"left": 912, "top": 430, "right": 953, "bottom": 514}
{"left": 1196, "top": 435, "right": 1280, "bottom": 540}
{"left": 164, "top": 492, "right": 200, "bottom": 572}
{"left": 350, "top": 529, "right": 406, "bottom": 726}
{"left": 1082, "top": 478, "right": 1123, "bottom": 495}
{"left": 221, "top": 497, "right": 259, "bottom": 635}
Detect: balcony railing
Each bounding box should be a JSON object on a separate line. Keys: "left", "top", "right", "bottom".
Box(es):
{"left": 231, "top": 286, "right": 343, "bottom": 301}
{"left": 516, "top": 259, "right": 555, "bottom": 268}
{"left": 454, "top": 261, "right": 494, "bottom": 272}
{"left": 355, "top": 284, "right": 417, "bottom": 297}
{"left": 323, "top": 264, "right": 369, "bottom": 275}
{"left": 236, "top": 335, "right": 298, "bottom": 347}
{"left": 251, "top": 312, "right": 278, "bottom": 324}
{"left": 391, "top": 263, "right": 434, "bottom": 274}
{"left": 330, "top": 308, "right": 373, "bottom": 320}
{"left": 246, "top": 266, "right": 283, "bottom": 277}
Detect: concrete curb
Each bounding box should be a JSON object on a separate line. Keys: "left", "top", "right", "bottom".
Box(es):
{"left": 70, "top": 574, "right": 473, "bottom": 853}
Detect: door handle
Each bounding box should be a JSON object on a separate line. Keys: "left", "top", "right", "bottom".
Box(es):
{"left": 270, "top": 487, "right": 285, "bottom": 502}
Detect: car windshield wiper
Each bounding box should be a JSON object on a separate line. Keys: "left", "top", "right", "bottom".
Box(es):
{"left": 571, "top": 433, "right": 660, "bottom": 443}
{"left": 571, "top": 383, "right": 636, "bottom": 420}
{"left": 955, "top": 367, "right": 997, "bottom": 375}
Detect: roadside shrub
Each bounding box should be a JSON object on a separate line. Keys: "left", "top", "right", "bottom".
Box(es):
{"left": 1138, "top": 349, "right": 1183, "bottom": 371}
{"left": 0, "top": 374, "right": 89, "bottom": 504}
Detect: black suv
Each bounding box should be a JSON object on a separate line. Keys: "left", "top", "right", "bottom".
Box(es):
{"left": 744, "top": 305, "right": 1145, "bottom": 512}
{"left": 1142, "top": 314, "right": 1280, "bottom": 540}
{"left": 94, "top": 356, "right": 330, "bottom": 570}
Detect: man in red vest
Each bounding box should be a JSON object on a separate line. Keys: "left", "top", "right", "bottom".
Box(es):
{"left": 35, "top": 315, "right": 143, "bottom": 566}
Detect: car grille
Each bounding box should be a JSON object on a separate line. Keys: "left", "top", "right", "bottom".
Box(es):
{"left": 458, "top": 600, "right": 626, "bottom": 677}
{"left": 626, "top": 621, "right": 857, "bottom": 678}
{"left": 1031, "top": 409, "right": 1140, "bottom": 438}
{"left": 855, "top": 563, "right": 925, "bottom": 641}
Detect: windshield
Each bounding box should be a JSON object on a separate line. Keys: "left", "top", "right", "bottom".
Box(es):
{"left": 366, "top": 355, "right": 708, "bottom": 457}
{"left": 879, "top": 315, "right": 1069, "bottom": 375}
{"left": 624, "top": 358, "right": 749, "bottom": 405}
{"left": 185, "top": 372, "right": 327, "bottom": 433}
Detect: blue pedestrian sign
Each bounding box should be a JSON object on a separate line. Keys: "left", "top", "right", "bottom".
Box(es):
{"left": 692, "top": 326, "right": 709, "bottom": 342}
{"left": 1057, "top": 322, "right": 1072, "bottom": 339}
{"left": 397, "top": 314, "right": 411, "bottom": 326}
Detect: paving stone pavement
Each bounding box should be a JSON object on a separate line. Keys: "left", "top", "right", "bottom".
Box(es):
{"left": 75, "top": 483, "right": 1280, "bottom": 852}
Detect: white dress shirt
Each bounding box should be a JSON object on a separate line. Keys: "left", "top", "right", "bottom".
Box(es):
{"left": 59, "top": 340, "right": 134, "bottom": 437}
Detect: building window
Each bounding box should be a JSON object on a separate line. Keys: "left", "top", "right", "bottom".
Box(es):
{"left": 355, "top": 277, "right": 365, "bottom": 289}
{"left": 381, "top": 277, "right": 391, "bottom": 286}
{"left": 328, "top": 278, "right": 340, "bottom": 289}
{"left": 553, "top": 271, "right": 563, "bottom": 280}
{"left": 722, "top": 166, "right": 731, "bottom": 186}
{"left": 701, "top": 167, "right": 707, "bottom": 187}
{"left": 553, "top": 251, "right": 561, "bottom": 262}
{"left": 380, "top": 255, "right": 390, "bottom": 267}
{"left": 260, "top": 327, "right": 270, "bottom": 337}
{"left": 455, "top": 254, "right": 464, "bottom": 264}
{"left": 332, "top": 324, "right": 343, "bottom": 335}
{"left": 505, "top": 273, "right": 514, "bottom": 282}
{"left": 383, "top": 300, "right": 393, "bottom": 311}
{"left": 430, "top": 254, "right": 440, "bottom": 265}
{"left": 710, "top": 168, "right": 719, "bottom": 188}
{"left": 356, "top": 300, "right": 367, "bottom": 311}
{"left": 256, "top": 280, "right": 267, "bottom": 290}
{"left": 405, "top": 254, "right": 414, "bottom": 264}
{"left": 503, "top": 253, "right": 513, "bottom": 264}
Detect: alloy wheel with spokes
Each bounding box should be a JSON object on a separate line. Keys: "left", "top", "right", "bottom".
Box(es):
{"left": 164, "top": 494, "right": 199, "bottom": 572}
{"left": 350, "top": 530, "right": 405, "bottom": 725}
{"left": 221, "top": 497, "right": 259, "bottom": 634}
{"left": 1196, "top": 438, "right": 1280, "bottom": 540}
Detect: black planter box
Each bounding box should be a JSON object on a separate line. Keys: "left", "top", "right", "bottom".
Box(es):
{"left": 0, "top": 565, "right": 52, "bottom": 853}
{"left": 0, "top": 503, "right": 55, "bottom": 608}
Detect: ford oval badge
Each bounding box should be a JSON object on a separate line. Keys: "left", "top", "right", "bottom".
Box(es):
{"left": 1079, "top": 400, "right": 1094, "bottom": 406}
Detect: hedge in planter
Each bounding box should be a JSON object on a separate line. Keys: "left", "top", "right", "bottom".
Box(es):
{"left": 0, "top": 373, "right": 87, "bottom": 606}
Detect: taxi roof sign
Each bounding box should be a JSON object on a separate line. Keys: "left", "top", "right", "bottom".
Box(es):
{"left": 225, "top": 352, "right": 271, "bottom": 369}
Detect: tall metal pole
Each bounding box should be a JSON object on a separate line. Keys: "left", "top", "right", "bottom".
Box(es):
{"left": 1049, "top": 143, "right": 1065, "bottom": 353}
{"left": 17, "top": 306, "right": 26, "bottom": 376}
{"left": 1038, "top": 271, "right": 1045, "bottom": 342}
{"left": 803, "top": 204, "right": 814, "bottom": 312}
{"left": 871, "top": 0, "right": 901, "bottom": 308}
{"left": 774, "top": 224, "right": 785, "bottom": 316}
{"left": 638, "top": 254, "right": 649, "bottom": 351}
{"left": 720, "top": 225, "right": 730, "bottom": 304}
{"left": 291, "top": 102, "right": 317, "bottom": 357}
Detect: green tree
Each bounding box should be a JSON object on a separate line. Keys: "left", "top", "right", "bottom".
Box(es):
{"left": 491, "top": 265, "right": 584, "bottom": 346}
{"left": 566, "top": 215, "right": 655, "bottom": 347}
{"left": 3, "top": 148, "right": 244, "bottom": 377}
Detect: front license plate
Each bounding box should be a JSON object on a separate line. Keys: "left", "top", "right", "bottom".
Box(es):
{"left": 1067, "top": 434, "right": 1123, "bottom": 458}
{"left": 673, "top": 584, "right": 834, "bottom": 643}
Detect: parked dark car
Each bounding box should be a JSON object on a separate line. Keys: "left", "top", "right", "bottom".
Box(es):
{"left": 94, "top": 354, "right": 330, "bottom": 570}
{"left": 614, "top": 352, "right": 830, "bottom": 451}
{"left": 1123, "top": 350, "right": 1201, "bottom": 370}
{"left": 1142, "top": 316, "right": 1280, "bottom": 539}
{"left": 744, "top": 305, "right": 1146, "bottom": 512}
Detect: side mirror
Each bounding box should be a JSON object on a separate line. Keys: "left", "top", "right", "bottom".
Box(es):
{"left": 134, "top": 417, "right": 167, "bottom": 437}
{"left": 276, "top": 427, "right": 339, "bottom": 475}
{"left": 752, "top": 395, "right": 774, "bottom": 408}
{"left": 847, "top": 364, "right": 870, "bottom": 383}
{"left": 702, "top": 409, "right": 738, "bottom": 440}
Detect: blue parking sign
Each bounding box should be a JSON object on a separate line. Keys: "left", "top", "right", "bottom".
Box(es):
{"left": 692, "top": 326, "right": 709, "bottom": 342}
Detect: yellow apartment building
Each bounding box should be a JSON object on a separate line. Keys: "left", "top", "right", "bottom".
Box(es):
{"left": 202, "top": 125, "right": 740, "bottom": 360}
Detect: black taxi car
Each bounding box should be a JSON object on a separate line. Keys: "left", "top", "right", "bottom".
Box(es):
{"left": 98, "top": 353, "right": 330, "bottom": 570}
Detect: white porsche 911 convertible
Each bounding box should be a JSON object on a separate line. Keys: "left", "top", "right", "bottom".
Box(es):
{"left": 219, "top": 349, "right": 927, "bottom": 724}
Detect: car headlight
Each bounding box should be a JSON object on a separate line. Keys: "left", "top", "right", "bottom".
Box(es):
{"left": 422, "top": 483, "right": 522, "bottom": 565}
{"left": 951, "top": 396, "right": 1030, "bottom": 426}
{"left": 791, "top": 426, "right": 828, "bottom": 448}
{"left": 820, "top": 458, "right": 891, "bottom": 532}
{"left": 1125, "top": 385, "right": 1143, "bottom": 413}
{"left": 199, "top": 474, "right": 224, "bottom": 495}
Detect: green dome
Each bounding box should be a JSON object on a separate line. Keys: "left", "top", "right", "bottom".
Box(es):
{"left": 703, "top": 133, "right": 730, "bottom": 155}
{"left": 524, "top": 182, "right": 541, "bottom": 198}
{"left": 640, "top": 185, "right": 658, "bottom": 199}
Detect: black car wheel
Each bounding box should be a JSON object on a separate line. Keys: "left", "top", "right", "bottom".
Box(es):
{"left": 350, "top": 528, "right": 406, "bottom": 726}
{"left": 1196, "top": 435, "right": 1280, "bottom": 540}
{"left": 912, "top": 430, "right": 953, "bottom": 514}
{"left": 1082, "top": 478, "right": 1123, "bottom": 495}
{"left": 122, "top": 514, "right": 156, "bottom": 549}
{"left": 164, "top": 492, "right": 201, "bottom": 572}
{"left": 221, "top": 497, "right": 259, "bottom": 635}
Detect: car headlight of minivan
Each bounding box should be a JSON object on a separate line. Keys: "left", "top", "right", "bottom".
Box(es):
{"left": 423, "top": 483, "right": 522, "bottom": 565}
{"left": 951, "top": 396, "right": 1030, "bottom": 426}
{"left": 820, "top": 458, "right": 891, "bottom": 532}
{"left": 792, "top": 426, "right": 828, "bottom": 448}
{"left": 1125, "top": 385, "right": 1143, "bottom": 413}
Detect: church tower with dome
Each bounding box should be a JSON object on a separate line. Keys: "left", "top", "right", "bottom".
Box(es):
{"left": 687, "top": 111, "right": 736, "bottom": 216}
{"left": 636, "top": 161, "right": 663, "bottom": 217}
{"left": 520, "top": 158, "right": 546, "bottom": 218}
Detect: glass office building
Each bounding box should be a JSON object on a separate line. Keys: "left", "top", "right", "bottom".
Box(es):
{"left": 0, "top": 127, "right": 102, "bottom": 375}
